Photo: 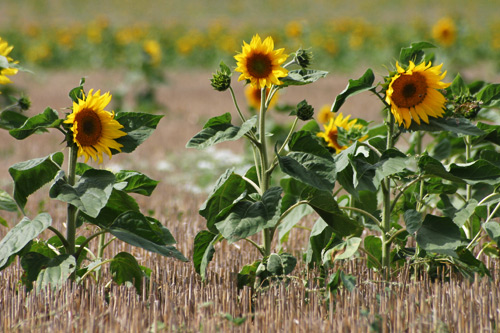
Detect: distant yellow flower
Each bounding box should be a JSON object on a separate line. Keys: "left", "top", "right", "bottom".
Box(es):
{"left": 317, "top": 113, "right": 367, "bottom": 153}
{"left": 64, "top": 89, "right": 126, "bottom": 164}
{"left": 245, "top": 85, "right": 279, "bottom": 110}
{"left": 234, "top": 34, "right": 288, "bottom": 89}
{"left": 143, "top": 39, "right": 162, "bottom": 66}
{"left": 385, "top": 61, "right": 450, "bottom": 129}
{"left": 0, "top": 37, "right": 18, "bottom": 85}
{"left": 432, "top": 17, "right": 457, "bottom": 47}
{"left": 286, "top": 21, "right": 303, "bottom": 38}
{"left": 317, "top": 105, "right": 334, "bottom": 124}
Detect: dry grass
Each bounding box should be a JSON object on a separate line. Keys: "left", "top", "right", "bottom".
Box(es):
{"left": 1, "top": 69, "right": 500, "bottom": 332}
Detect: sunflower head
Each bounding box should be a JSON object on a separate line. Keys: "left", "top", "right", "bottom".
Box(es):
{"left": 234, "top": 34, "right": 288, "bottom": 89}
{"left": 385, "top": 61, "right": 451, "bottom": 129}
{"left": 432, "top": 17, "right": 457, "bottom": 47}
{"left": 317, "top": 105, "right": 334, "bottom": 125}
{"left": 64, "top": 89, "right": 127, "bottom": 164}
{"left": 317, "top": 113, "right": 367, "bottom": 153}
{"left": 245, "top": 85, "right": 279, "bottom": 110}
{"left": 0, "top": 37, "right": 19, "bottom": 86}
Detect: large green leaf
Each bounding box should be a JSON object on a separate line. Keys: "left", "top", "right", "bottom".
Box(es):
{"left": 199, "top": 169, "right": 247, "bottom": 233}
{"left": 405, "top": 116, "right": 484, "bottom": 135}
{"left": 398, "top": 41, "right": 436, "bottom": 65}
{"left": 114, "top": 112, "right": 163, "bottom": 153}
{"left": 305, "top": 219, "right": 333, "bottom": 267}
{"left": 49, "top": 169, "right": 115, "bottom": 218}
{"left": 0, "top": 213, "right": 52, "bottom": 268}
{"left": 331, "top": 68, "right": 374, "bottom": 113}
{"left": 186, "top": 113, "right": 257, "bottom": 149}
{"left": 193, "top": 230, "right": 218, "bottom": 280}
{"left": 416, "top": 214, "right": 464, "bottom": 257}
{"left": 35, "top": 254, "right": 76, "bottom": 291}
{"left": 81, "top": 188, "right": 140, "bottom": 228}
{"left": 215, "top": 187, "right": 282, "bottom": 243}
{"left": 109, "top": 211, "right": 187, "bottom": 261}
{"left": 279, "top": 69, "right": 328, "bottom": 87}
{"left": 323, "top": 237, "right": 362, "bottom": 265}
{"left": 364, "top": 235, "right": 382, "bottom": 269}
{"left": 278, "top": 203, "right": 313, "bottom": 243}
{"left": 9, "top": 152, "right": 64, "bottom": 210}
{"left": 9, "top": 107, "right": 63, "bottom": 140}
{"left": 418, "top": 155, "right": 465, "bottom": 183}
{"left": 476, "top": 84, "right": 500, "bottom": 105}
{"left": 277, "top": 131, "right": 336, "bottom": 191}
{"left": 450, "top": 73, "right": 469, "bottom": 97}
{"left": 0, "top": 110, "right": 28, "bottom": 130}
{"left": 110, "top": 252, "right": 146, "bottom": 294}
{"left": 373, "top": 148, "right": 408, "bottom": 184}
{"left": 449, "top": 159, "right": 500, "bottom": 185}
{"left": 404, "top": 209, "right": 423, "bottom": 235}
{"left": 266, "top": 253, "right": 297, "bottom": 275}
{"left": 483, "top": 222, "right": 500, "bottom": 245}
{"left": 0, "top": 189, "right": 18, "bottom": 212}
{"left": 303, "top": 186, "right": 362, "bottom": 237}
{"left": 114, "top": 170, "right": 159, "bottom": 196}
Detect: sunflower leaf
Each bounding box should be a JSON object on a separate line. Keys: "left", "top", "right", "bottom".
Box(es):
{"left": 279, "top": 69, "right": 328, "bottom": 87}
{"left": 399, "top": 41, "right": 436, "bottom": 65}
{"left": 114, "top": 170, "right": 159, "bottom": 196}
{"left": 186, "top": 114, "right": 257, "bottom": 149}
{"left": 404, "top": 116, "right": 484, "bottom": 135}
{"left": 110, "top": 252, "right": 147, "bottom": 294}
{"left": 114, "top": 112, "right": 163, "bottom": 154}
{"left": 9, "top": 107, "right": 63, "bottom": 140}
{"left": 193, "top": 230, "right": 219, "bottom": 280}
{"left": 9, "top": 152, "right": 64, "bottom": 210}
{"left": 0, "top": 110, "right": 28, "bottom": 130}
{"left": 331, "top": 69, "right": 375, "bottom": 113}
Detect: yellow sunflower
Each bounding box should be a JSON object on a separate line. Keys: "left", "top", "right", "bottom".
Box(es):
{"left": 317, "top": 105, "right": 335, "bottom": 125}
{"left": 64, "top": 89, "right": 127, "bottom": 164}
{"left": 234, "top": 34, "right": 288, "bottom": 89}
{"left": 0, "top": 37, "right": 19, "bottom": 85}
{"left": 432, "top": 17, "right": 457, "bottom": 47}
{"left": 244, "top": 85, "right": 279, "bottom": 110}
{"left": 317, "top": 113, "right": 367, "bottom": 153}
{"left": 385, "top": 61, "right": 450, "bottom": 129}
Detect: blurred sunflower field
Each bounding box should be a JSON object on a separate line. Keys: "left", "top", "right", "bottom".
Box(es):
{"left": 0, "top": 0, "right": 499, "bottom": 73}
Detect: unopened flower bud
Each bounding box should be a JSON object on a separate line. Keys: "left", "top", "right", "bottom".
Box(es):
{"left": 210, "top": 61, "right": 232, "bottom": 92}
{"left": 294, "top": 48, "right": 313, "bottom": 69}
{"left": 18, "top": 95, "right": 31, "bottom": 111}
{"left": 295, "top": 99, "right": 314, "bottom": 121}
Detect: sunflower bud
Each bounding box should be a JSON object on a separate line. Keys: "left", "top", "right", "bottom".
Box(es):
{"left": 294, "top": 100, "right": 314, "bottom": 121}
{"left": 294, "top": 48, "right": 313, "bottom": 69}
{"left": 18, "top": 95, "right": 31, "bottom": 111}
{"left": 210, "top": 61, "right": 232, "bottom": 92}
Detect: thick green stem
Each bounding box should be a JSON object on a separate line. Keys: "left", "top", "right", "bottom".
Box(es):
{"left": 381, "top": 110, "right": 394, "bottom": 279}
{"left": 463, "top": 135, "right": 473, "bottom": 238}
{"left": 66, "top": 145, "right": 79, "bottom": 256}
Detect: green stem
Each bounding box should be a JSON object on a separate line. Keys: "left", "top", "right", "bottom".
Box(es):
{"left": 229, "top": 86, "right": 247, "bottom": 124}
{"left": 275, "top": 200, "right": 309, "bottom": 229}
{"left": 74, "top": 229, "right": 107, "bottom": 263}
{"left": 339, "top": 206, "right": 382, "bottom": 228}
{"left": 268, "top": 117, "right": 299, "bottom": 175}
{"left": 464, "top": 135, "right": 473, "bottom": 239}
{"left": 66, "top": 145, "right": 79, "bottom": 256}
{"left": 243, "top": 238, "right": 266, "bottom": 256}
{"left": 78, "top": 258, "right": 114, "bottom": 282}
{"left": 381, "top": 109, "right": 394, "bottom": 279}
{"left": 47, "top": 226, "right": 69, "bottom": 251}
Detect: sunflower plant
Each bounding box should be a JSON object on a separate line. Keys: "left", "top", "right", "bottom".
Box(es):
{"left": 0, "top": 79, "right": 187, "bottom": 293}
{"left": 189, "top": 34, "right": 367, "bottom": 288}
{"left": 315, "top": 41, "right": 500, "bottom": 279}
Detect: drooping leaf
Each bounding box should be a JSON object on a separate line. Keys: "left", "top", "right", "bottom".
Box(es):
{"left": 199, "top": 169, "right": 247, "bottom": 233}
{"left": 0, "top": 189, "right": 18, "bottom": 212}
{"left": 305, "top": 218, "right": 333, "bottom": 267}
{"left": 9, "top": 152, "right": 64, "bottom": 210}
{"left": 279, "top": 69, "right": 328, "bottom": 87}
{"left": 323, "top": 237, "right": 362, "bottom": 265}
{"left": 9, "top": 107, "right": 63, "bottom": 140}
{"left": 404, "top": 209, "right": 423, "bottom": 235}
{"left": 186, "top": 113, "right": 257, "bottom": 149}
{"left": 331, "top": 68, "right": 375, "bottom": 113}
{"left": 114, "top": 112, "right": 163, "bottom": 153}
{"left": 49, "top": 169, "right": 115, "bottom": 218}
{"left": 0, "top": 213, "right": 52, "bottom": 268}
{"left": 0, "top": 110, "right": 28, "bottom": 130}
{"left": 109, "top": 211, "right": 187, "bottom": 261}
{"left": 453, "top": 200, "right": 478, "bottom": 227}
{"left": 373, "top": 148, "right": 408, "bottom": 183}
{"left": 237, "top": 260, "right": 260, "bottom": 289}
{"left": 110, "top": 252, "right": 146, "bottom": 294}
{"left": 405, "top": 116, "right": 484, "bottom": 135}
{"left": 114, "top": 170, "right": 159, "bottom": 196}
{"left": 449, "top": 159, "right": 500, "bottom": 185}
{"left": 215, "top": 187, "right": 282, "bottom": 243}
{"left": 20, "top": 253, "right": 76, "bottom": 291}
{"left": 476, "top": 84, "right": 500, "bottom": 105}
{"left": 418, "top": 155, "right": 465, "bottom": 183}
{"left": 416, "top": 214, "right": 464, "bottom": 257}
{"left": 193, "top": 230, "right": 218, "bottom": 280}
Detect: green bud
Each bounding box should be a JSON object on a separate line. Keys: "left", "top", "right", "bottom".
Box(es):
{"left": 210, "top": 61, "right": 232, "bottom": 92}
{"left": 18, "top": 95, "right": 31, "bottom": 111}
{"left": 294, "top": 48, "right": 313, "bottom": 69}
{"left": 294, "top": 99, "right": 314, "bottom": 121}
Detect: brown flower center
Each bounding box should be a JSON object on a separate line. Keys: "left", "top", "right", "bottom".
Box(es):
{"left": 75, "top": 109, "right": 102, "bottom": 146}
{"left": 247, "top": 53, "right": 273, "bottom": 79}
{"left": 390, "top": 72, "right": 427, "bottom": 108}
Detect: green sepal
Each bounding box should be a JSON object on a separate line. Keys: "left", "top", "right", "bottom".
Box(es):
{"left": 9, "top": 152, "right": 64, "bottom": 210}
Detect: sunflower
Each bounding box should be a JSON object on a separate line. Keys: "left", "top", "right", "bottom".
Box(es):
{"left": 317, "top": 105, "right": 335, "bottom": 125}
{"left": 0, "top": 37, "right": 19, "bottom": 85}
{"left": 234, "top": 34, "right": 288, "bottom": 89}
{"left": 244, "top": 85, "right": 279, "bottom": 110}
{"left": 317, "top": 113, "right": 367, "bottom": 153}
{"left": 432, "top": 17, "right": 457, "bottom": 47}
{"left": 64, "top": 89, "right": 127, "bottom": 164}
{"left": 385, "top": 61, "right": 450, "bottom": 129}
